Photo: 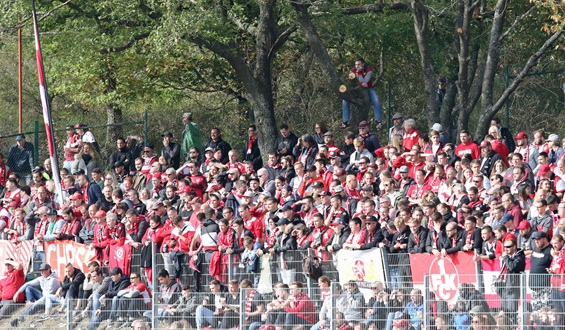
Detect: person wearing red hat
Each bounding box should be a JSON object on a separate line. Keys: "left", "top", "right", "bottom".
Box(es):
{"left": 516, "top": 220, "right": 533, "bottom": 256}
{"left": 392, "top": 318, "right": 410, "bottom": 330}
{"left": 514, "top": 132, "right": 539, "bottom": 171}
{"left": 91, "top": 210, "right": 108, "bottom": 263}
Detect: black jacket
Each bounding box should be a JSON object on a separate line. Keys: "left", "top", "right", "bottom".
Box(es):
{"left": 275, "top": 133, "right": 298, "bottom": 158}
{"left": 105, "top": 275, "right": 131, "bottom": 299}
{"left": 359, "top": 226, "right": 385, "bottom": 250}
{"left": 408, "top": 227, "right": 429, "bottom": 254}
{"left": 241, "top": 139, "right": 263, "bottom": 171}
{"left": 61, "top": 268, "right": 86, "bottom": 299}
{"left": 202, "top": 138, "right": 232, "bottom": 164}
{"left": 162, "top": 141, "right": 181, "bottom": 169}
{"left": 437, "top": 227, "right": 465, "bottom": 254}
{"left": 502, "top": 248, "right": 526, "bottom": 289}
{"left": 479, "top": 150, "right": 503, "bottom": 178}
{"left": 109, "top": 147, "right": 132, "bottom": 171}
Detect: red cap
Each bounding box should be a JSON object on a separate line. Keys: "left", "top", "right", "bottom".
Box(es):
{"left": 179, "top": 186, "right": 191, "bottom": 194}
{"left": 538, "top": 164, "right": 552, "bottom": 177}
{"left": 514, "top": 132, "right": 528, "bottom": 140}
{"left": 517, "top": 221, "right": 531, "bottom": 230}
{"left": 480, "top": 140, "right": 491, "bottom": 148}
{"left": 7, "top": 201, "right": 18, "bottom": 208}
{"left": 358, "top": 120, "right": 369, "bottom": 127}
{"left": 70, "top": 192, "right": 84, "bottom": 201}
{"left": 392, "top": 319, "right": 410, "bottom": 327}
{"left": 334, "top": 168, "right": 346, "bottom": 176}
{"left": 188, "top": 197, "right": 201, "bottom": 204}
{"left": 95, "top": 210, "right": 107, "bottom": 218}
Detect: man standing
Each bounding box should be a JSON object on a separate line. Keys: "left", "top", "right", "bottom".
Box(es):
{"left": 478, "top": 140, "right": 503, "bottom": 177}
{"left": 242, "top": 125, "right": 263, "bottom": 171}
{"left": 491, "top": 117, "right": 515, "bottom": 152}
{"left": 201, "top": 128, "right": 232, "bottom": 164}
{"left": 161, "top": 131, "right": 181, "bottom": 169}
{"left": 275, "top": 124, "right": 298, "bottom": 158}
{"left": 181, "top": 112, "right": 202, "bottom": 159}
{"left": 529, "top": 231, "right": 553, "bottom": 310}
{"left": 340, "top": 57, "right": 383, "bottom": 131}
{"left": 499, "top": 238, "right": 525, "bottom": 317}
{"left": 514, "top": 132, "right": 539, "bottom": 171}
{"left": 7, "top": 134, "right": 34, "bottom": 186}
{"left": 0, "top": 259, "right": 24, "bottom": 318}
{"left": 455, "top": 130, "right": 480, "bottom": 159}
{"left": 388, "top": 113, "right": 405, "bottom": 145}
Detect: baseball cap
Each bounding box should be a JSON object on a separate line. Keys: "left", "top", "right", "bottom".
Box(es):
{"left": 205, "top": 147, "right": 214, "bottom": 153}
{"left": 110, "top": 267, "right": 123, "bottom": 275}
{"left": 305, "top": 165, "right": 316, "bottom": 172}
{"left": 538, "top": 164, "right": 552, "bottom": 177}
{"left": 358, "top": 120, "right": 369, "bottom": 127}
{"left": 431, "top": 123, "right": 442, "bottom": 131}
{"left": 328, "top": 151, "right": 338, "bottom": 159}
{"left": 280, "top": 205, "right": 293, "bottom": 212}
{"left": 323, "top": 131, "right": 334, "bottom": 137}
{"left": 514, "top": 132, "right": 528, "bottom": 140}
{"left": 7, "top": 201, "right": 18, "bottom": 208}
{"left": 45, "top": 208, "right": 58, "bottom": 216}
{"left": 330, "top": 217, "right": 347, "bottom": 227}
{"left": 312, "top": 181, "right": 324, "bottom": 189}
{"left": 243, "top": 191, "right": 255, "bottom": 198}
{"left": 39, "top": 263, "right": 51, "bottom": 271}
{"left": 161, "top": 131, "right": 173, "bottom": 138}
{"left": 188, "top": 197, "right": 201, "bottom": 204}
{"left": 282, "top": 184, "right": 292, "bottom": 191}
{"left": 114, "top": 161, "right": 124, "bottom": 168}
{"left": 276, "top": 218, "right": 290, "bottom": 226}
{"left": 15, "top": 134, "right": 25, "bottom": 141}
{"left": 4, "top": 258, "right": 18, "bottom": 267}
{"left": 179, "top": 186, "right": 191, "bottom": 194}
{"left": 501, "top": 213, "right": 514, "bottom": 223}
{"left": 392, "top": 319, "right": 409, "bottom": 327}
{"left": 548, "top": 134, "right": 560, "bottom": 142}
{"left": 532, "top": 231, "right": 548, "bottom": 240}
{"left": 70, "top": 192, "right": 84, "bottom": 201}
{"left": 392, "top": 113, "right": 404, "bottom": 120}
{"left": 334, "top": 185, "right": 344, "bottom": 193}
{"left": 517, "top": 221, "right": 531, "bottom": 230}
{"left": 152, "top": 201, "right": 165, "bottom": 210}
{"left": 334, "top": 168, "right": 346, "bottom": 176}
{"left": 366, "top": 215, "right": 378, "bottom": 222}
{"left": 399, "top": 166, "right": 409, "bottom": 173}
{"left": 95, "top": 210, "right": 107, "bottom": 218}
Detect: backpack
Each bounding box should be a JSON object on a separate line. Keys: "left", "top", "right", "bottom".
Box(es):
{"left": 302, "top": 255, "right": 323, "bottom": 280}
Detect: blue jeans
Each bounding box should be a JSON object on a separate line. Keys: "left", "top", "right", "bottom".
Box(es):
{"left": 19, "top": 294, "right": 59, "bottom": 319}
{"left": 342, "top": 87, "right": 382, "bottom": 122}
{"left": 108, "top": 296, "right": 124, "bottom": 321}
{"left": 25, "top": 286, "right": 43, "bottom": 302}
{"left": 143, "top": 308, "right": 169, "bottom": 322}
{"left": 389, "top": 267, "right": 400, "bottom": 290}
{"left": 44, "top": 295, "right": 62, "bottom": 312}
{"left": 195, "top": 305, "right": 214, "bottom": 327}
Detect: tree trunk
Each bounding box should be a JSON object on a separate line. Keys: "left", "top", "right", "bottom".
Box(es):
{"left": 102, "top": 60, "right": 123, "bottom": 148}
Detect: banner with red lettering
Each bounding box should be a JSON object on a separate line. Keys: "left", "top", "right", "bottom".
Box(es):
{"left": 337, "top": 248, "right": 387, "bottom": 285}
{"left": 410, "top": 252, "right": 478, "bottom": 307}
{"left": 44, "top": 240, "right": 97, "bottom": 281}
{"left": 0, "top": 241, "right": 33, "bottom": 274}
{"left": 109, "top": 244, "right": 132, "bottom": 277}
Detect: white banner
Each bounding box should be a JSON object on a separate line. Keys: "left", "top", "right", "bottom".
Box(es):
{"left": 336, "top": 248, "right": 387, "bottom": 285}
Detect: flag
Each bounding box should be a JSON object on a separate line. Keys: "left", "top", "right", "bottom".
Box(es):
{"left": 31, "top": 0, "right": 64, "bottom": 205}
{"left": 109, "top": 244, "right": 132, "bottom": 277}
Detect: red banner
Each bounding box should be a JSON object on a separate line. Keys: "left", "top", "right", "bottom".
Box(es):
{"left": 410, "top": 252, "right": 477, "bottom": 306}
{"left": 0, "top": 241, "right": 33, "bottom": 274}
{"left": 109, "top": 244, "right": 132, "bottom": 277}
{"left": 44, "top": 240, "right": 97, "bottom": 281}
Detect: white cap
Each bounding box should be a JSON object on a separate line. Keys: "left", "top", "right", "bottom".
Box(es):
{"left": 431, "top": 123, "right": 443, "bottom": 132}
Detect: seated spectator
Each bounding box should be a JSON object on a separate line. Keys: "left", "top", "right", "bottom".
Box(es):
{"left": 195, "top": 279, "right": 227, "bottom": 329}
{"left": 343, "top": 281, "right": 366, "bottom": 323}
{"left": 283, "top": 281, "right": 315, "bottom": 330}
{"left": 241, "top": 278, "right": 264, "bottom": 330}
{"left": 77, "top": 267, "right": 111, "bottom": 325}
{"left": 88, "top": 267, "right": 131, "bottom": 330}
{"left": 107, "top": 272, "right": 151, "bottom": 328}
{"left": 402, "top": 289, "right": 424, "bottom": 329}
{"left": 146, "top": 269, "right": 182, "bottom": 323}
{"left": 55, "top": 263, "right": 85, "bottom": 313}
{"left": 167, "top": 283, "right": 199, "bottom": 327}
{"left": 11, "top": 263, "right": 61, "bottom": 326}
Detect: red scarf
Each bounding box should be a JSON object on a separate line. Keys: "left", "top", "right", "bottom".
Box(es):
{"left": 245, "top": 290, "right": 256, "bottom": 321}
{"left": 247, "top": 137, "right": 257, "bottom": 153}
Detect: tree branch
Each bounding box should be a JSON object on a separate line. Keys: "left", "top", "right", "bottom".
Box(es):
{"left": 270, "top": 25, "right": 298, "bottom": 58}
{"left": 100, "top": 32, "right": 151, "bottom": 53}
{"left": 499, "top": 5, "right": 536, "bottom": 43}
{"left": 341, "top": 2, "right": 410, "bottom": 15}
{"left": 489, "top": 23, "right": 565, "bottom": 116}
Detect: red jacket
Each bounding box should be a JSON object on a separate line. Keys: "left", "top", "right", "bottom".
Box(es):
{"left": 284, "top": 294, "right": 315, "bottom": 324}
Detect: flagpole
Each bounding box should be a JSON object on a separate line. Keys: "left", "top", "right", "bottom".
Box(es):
{"left": 18, "top": 15, "right": 22, "bottom": 134}
{"left": 31, "top": 0, "right": 65, "bottom": 206}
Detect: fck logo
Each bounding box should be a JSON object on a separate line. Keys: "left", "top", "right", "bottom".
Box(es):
{"left": 429, "top": 258, "right": 459, "bottom": 301}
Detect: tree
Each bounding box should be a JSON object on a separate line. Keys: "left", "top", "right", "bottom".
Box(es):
{"left": 410, "top": 0, "right": 564, "bottom": 140}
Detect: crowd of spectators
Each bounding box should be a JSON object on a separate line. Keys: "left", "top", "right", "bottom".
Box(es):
{"left": 0, "top": 109, "right": 565, "bottom": 329}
